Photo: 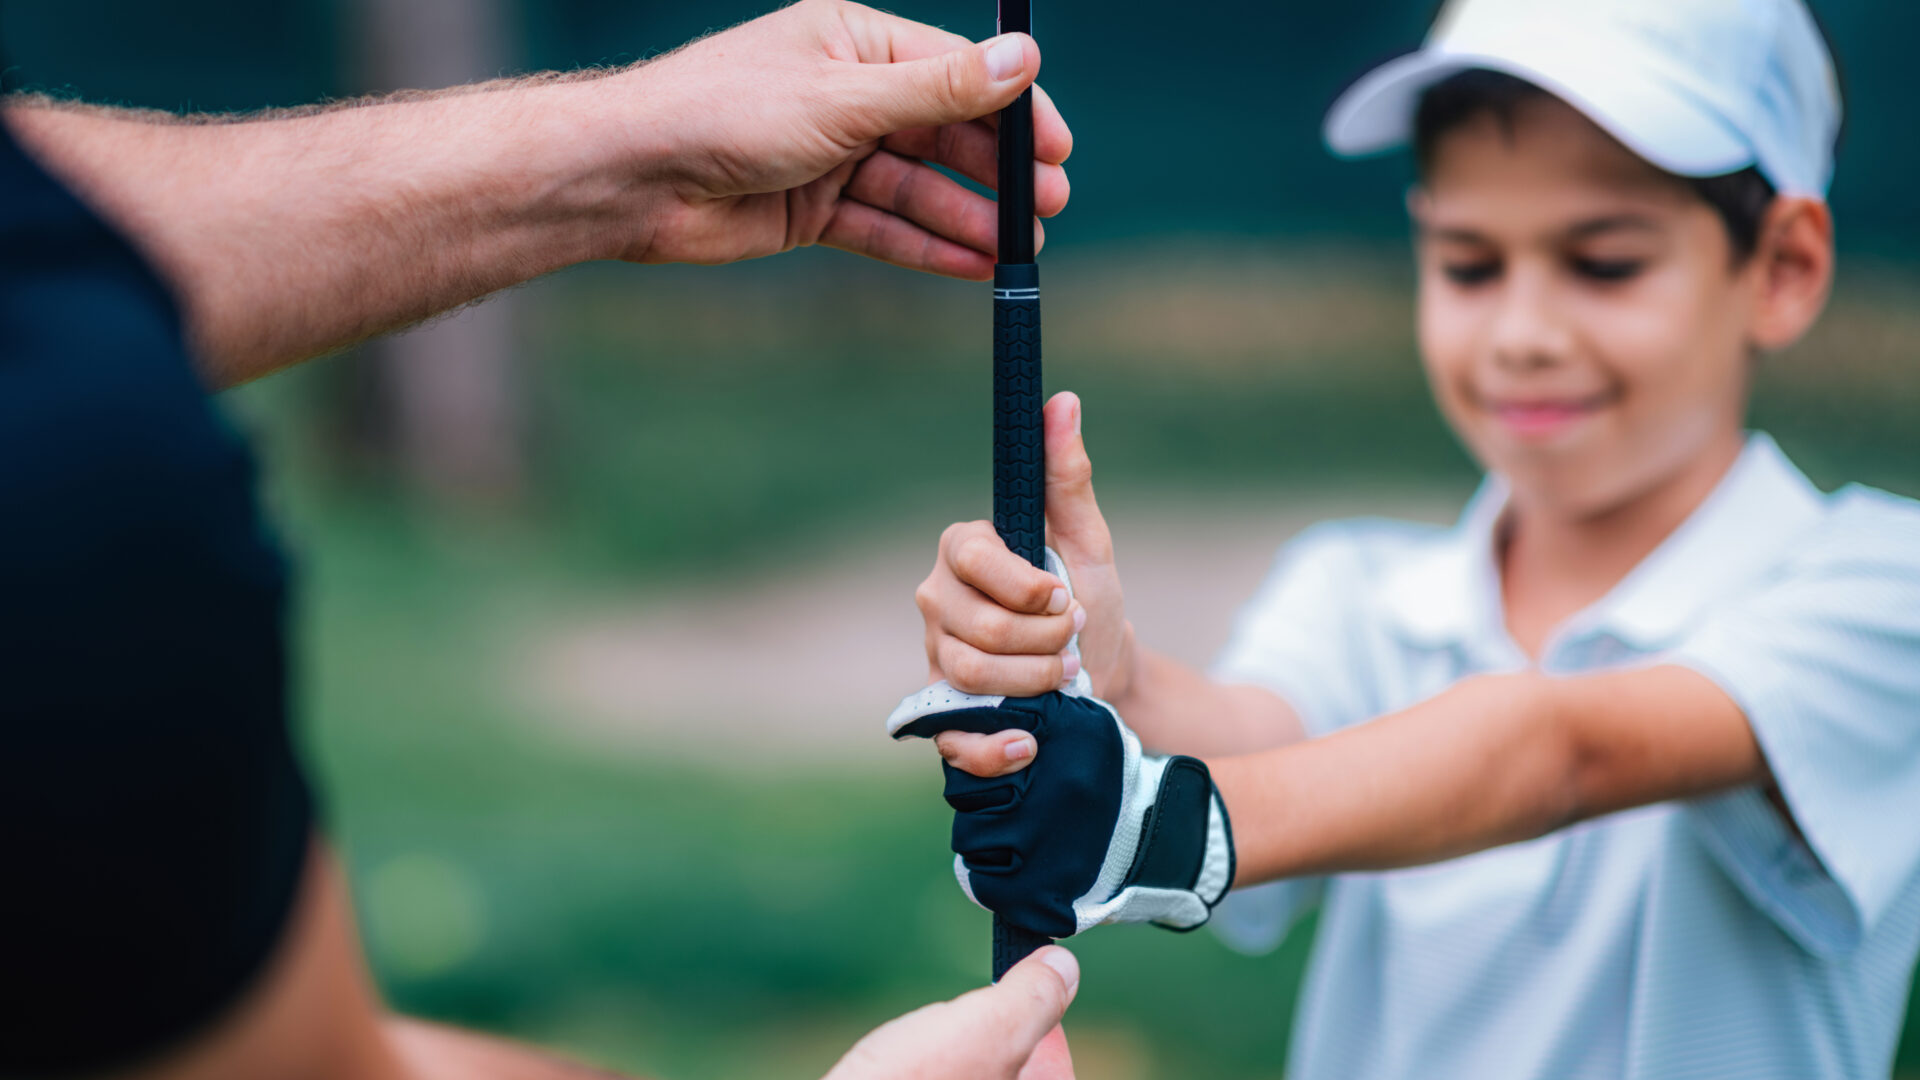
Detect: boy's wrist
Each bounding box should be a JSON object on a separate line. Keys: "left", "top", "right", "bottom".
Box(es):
{"left": 1096, "top": 621, "right": 1143, "bottom": 705}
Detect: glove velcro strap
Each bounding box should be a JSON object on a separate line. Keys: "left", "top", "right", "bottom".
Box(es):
{"left": 1120, "top": 756, "right": 1214, "bottom": 893}
{"left": 1118, "top": 755, "right": 1235, "bottom": 932}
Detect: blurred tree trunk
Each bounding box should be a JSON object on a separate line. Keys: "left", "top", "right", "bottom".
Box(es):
{"left": 350, "top": 0, "right": 524, "bottom": 504}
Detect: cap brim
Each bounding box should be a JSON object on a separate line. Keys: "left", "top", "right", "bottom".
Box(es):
{"left": 1324, "top": 49, "right": 1753, "bottom": 179}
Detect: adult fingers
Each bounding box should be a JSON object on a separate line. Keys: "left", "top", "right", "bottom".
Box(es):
{"left": 935, "top": 729, "right": 1038, "bottom": 778}
{"left": 831, "top": 2, "right": 1070, "bottom": 155}
{"left": 1042, "top": 392, "right": 1115, "bottom": 569}
{"left": 936, "top": 637, "right": 1066, "bottom": 698}
{"left": 947, "top": 947, "right": 1080, "bottom": 1067}
{"left": 844, "top": 150, "right": 997, "bottom": 255}
{"left": 1017, "top": 1026, "right": 1076, "bottom": 1080}
{"left": 834, "top": 29, "right": 1041, "bottom": 146}
{"left": 882, "top": 122, "right": 1071, "bottom": 217}
{"left": 941, "top": 521, "right": 1068, "bottom": 615}
{"left": 818, "top": 200, "right": 995, "bottom": 280}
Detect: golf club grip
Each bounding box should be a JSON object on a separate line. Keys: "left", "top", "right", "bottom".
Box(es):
{"left": 994, "top": 917, "right": 1052, "bottom": 981}
{"left": 991, "top": 263, "right": 1049, "bottom": 980}
{"left": 993, "top": 265, "right": 1044, "bottom": 569}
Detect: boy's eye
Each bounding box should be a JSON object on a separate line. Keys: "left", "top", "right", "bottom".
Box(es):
{"left": 1570, "top": 257, "right": 1645, "bottom": 282}
{"left": 1441, "top": 261, "right": 1501, "bottom": 286}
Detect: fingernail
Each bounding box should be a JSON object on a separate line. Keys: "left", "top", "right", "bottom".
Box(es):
{"left": 1071, "top": 606, "right": 1087, "bottom": 633}
{"left": 1047, "top": 587, "right": 1068, "bottom": 614}
{"left": 1071, "top": 395, "right": 1082, "bottom": 435}
{"left": 1061, "top": 652, "right": 1081, "bottom": 679}
{"left": 1038, "top": 947, "right": 1080, "bottom": 1000}
{"left": 1005, "top": 736, "right": 1035, "bottom": 762}
{"left": 985, "top": 35, "right": 1026, "bottom": 82}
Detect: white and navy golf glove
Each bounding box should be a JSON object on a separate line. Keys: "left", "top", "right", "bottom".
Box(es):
{"left": 887, "top": 549, "right": 1235, "bottom": 940}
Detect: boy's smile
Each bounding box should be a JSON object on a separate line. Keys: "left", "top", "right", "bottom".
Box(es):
{"left": 1411, "top": 93, "right": 1761, "bottom": 521}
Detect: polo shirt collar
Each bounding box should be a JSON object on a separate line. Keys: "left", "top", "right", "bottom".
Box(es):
{"left": 1377, "top": 433, "right": 1827, "bottom": 653}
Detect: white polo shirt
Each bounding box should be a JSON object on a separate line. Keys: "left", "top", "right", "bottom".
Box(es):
{"left": 1210, "top": 433, "right": 1920, "bottom": 1080}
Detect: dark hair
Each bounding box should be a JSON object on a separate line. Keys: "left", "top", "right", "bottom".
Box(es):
{"left": 1410, "top": 69, "right": 1779, "bottom": 261}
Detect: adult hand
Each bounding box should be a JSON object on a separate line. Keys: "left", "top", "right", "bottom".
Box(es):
{"left": 823, "top": 947, "right": 1079, "bottom": 1080}
{"left": 624, "top": 0, "right": 1073, "bottom": 279}
{"left": 915, "top": 391, "right": 1133, "bottom": 770}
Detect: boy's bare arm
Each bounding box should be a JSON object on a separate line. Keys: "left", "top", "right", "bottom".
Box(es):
{"left": 1212, "top": 664, "right": 1766, "bottom": 883}
{"left": 3, "top": 0, "right": 1068, "bottom": 387}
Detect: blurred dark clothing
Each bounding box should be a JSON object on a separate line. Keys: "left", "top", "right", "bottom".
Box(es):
{"left": 0, "top": 114, "right": 313, "bottom": 1075}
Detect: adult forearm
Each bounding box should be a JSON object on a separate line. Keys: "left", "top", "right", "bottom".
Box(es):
{"left": 4, "top": 77, "right": 655, "bottom": 385}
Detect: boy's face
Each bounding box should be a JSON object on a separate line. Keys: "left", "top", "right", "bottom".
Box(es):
{"left": 1412, "top": 95, "right": 1757, "bottom": 518}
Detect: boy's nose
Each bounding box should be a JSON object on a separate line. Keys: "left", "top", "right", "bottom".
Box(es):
{"left": 1488, "top": 274, "right": 1574, "bottom": 372}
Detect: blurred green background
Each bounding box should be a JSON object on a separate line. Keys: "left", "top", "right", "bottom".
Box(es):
{"left": 4, "top": 1, "right": 1918, "bottom": 1077}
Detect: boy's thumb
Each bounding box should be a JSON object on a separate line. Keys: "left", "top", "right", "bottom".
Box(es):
{"left": 1044, "top": 391, "right": 1110, "bottom": 561}
{"left": 842, "top": 34, "right": 1037, "bottom": 144}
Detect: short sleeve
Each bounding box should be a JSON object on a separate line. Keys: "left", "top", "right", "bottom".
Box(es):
{"left": 1211, "top": 521, "right": 1390, "bottom": 737}
{"left": 1213, "top": 877, "right": 1325, "bottom": 954}
{"left": 1669, "top": 490, "right": 1920, "bottom": 958}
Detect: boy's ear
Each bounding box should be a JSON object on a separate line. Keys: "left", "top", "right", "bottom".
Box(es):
{"left": 1747, "top": 197, "right": 1834, "bottom": 353}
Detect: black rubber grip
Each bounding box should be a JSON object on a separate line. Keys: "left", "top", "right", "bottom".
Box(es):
{"left": 993, "top": 917, "right": 1053, "bottom": 982}
{"left": 993, "top": 264, "right": 1044, "bottom": 570}
{"left": 991, "top": 261, "right": 1050, "bottom": 980}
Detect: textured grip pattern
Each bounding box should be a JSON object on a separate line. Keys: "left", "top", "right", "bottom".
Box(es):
{"left": 994, "top": 917, "right": 1053, "bottom": 982}
{"left": 992, "top": 264, "right": 1049, "bottom": 979}
{"left": 993, "top": 291, "right": 1044, "bottom": 569}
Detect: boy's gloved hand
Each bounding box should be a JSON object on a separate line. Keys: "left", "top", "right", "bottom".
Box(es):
{"left": 889, "top": 548, "right": 1235, "bottom": 939}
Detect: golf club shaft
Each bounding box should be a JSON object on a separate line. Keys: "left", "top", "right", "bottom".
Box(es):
{"left": 989, "top": 0, "right": 1052, "bottom": 984}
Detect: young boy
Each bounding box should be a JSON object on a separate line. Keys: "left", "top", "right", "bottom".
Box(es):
{"left": 890, "top": 1, "right": 1920, "bottom": 1076}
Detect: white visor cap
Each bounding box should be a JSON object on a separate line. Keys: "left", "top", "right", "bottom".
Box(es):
{"left": 1324, "top": 0, "right": 1842, "bottom": 197}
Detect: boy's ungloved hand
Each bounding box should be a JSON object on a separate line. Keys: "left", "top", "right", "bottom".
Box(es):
{"left": 889, "top": 549, "right": 1235, "bottom": 939}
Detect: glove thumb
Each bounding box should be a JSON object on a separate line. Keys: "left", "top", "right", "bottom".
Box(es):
{"left": 841, "top": 34, "right": 1039, "bottom": 144}
{"left": 1044, "top": 392, "right": 1112, "bottom": 568}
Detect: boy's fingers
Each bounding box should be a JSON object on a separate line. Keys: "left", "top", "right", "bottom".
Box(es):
{"left": 935, "top": 729, "right": 1038, "bottom": 777}
{"left": 938, "top": 638, "right": 1065, "bottom": 697}
{"left": 942, "top": 521, "right": 1068, "bottom": 614}
{"left": 944, "top": 596, "right": 1079, "bottom": 656}
{"left": 1043, "top": 392, "right": 1114, "bottom": 567}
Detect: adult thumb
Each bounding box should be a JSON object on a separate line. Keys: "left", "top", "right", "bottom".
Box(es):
{"left": 845, "top": 34, "right": 1039, "bottom": 142}
{"left": 1044, "top": 392, "right": 1111, "bottom": 565}
{"left": 975, "top": 946, "right": 1080, "bottom": 1066}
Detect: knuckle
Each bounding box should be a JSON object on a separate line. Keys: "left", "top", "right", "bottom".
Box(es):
{"left": 913, "top": 577, "right": 940, "bottom": 616}
{"left": 947, "top": 649, "right": 991, "bottom": 694}
{"left": 954, "top": 534, "right": 994, "bottom": 580}
{"left": 1025, "top": 574, "right": 1058, "bottom": 610}
{"left": 939, "top": 51, "right": 975, "bottom": 109}
{"left": 1055, "top": 451, "right": 1093, "bottom": 489}
{"left": 973, "top": 604, "right": 1016, "bottom": 646}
